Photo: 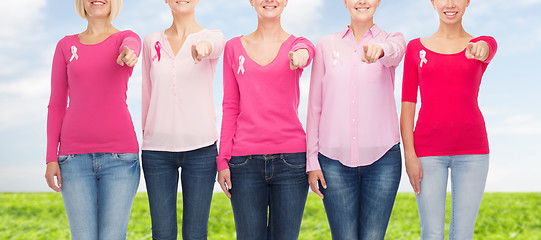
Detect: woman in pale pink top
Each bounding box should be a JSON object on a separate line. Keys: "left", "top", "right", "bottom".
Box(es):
{"left": 306, "top": 0, "right": 405, "bottom": 239}
{"left": 215, "top": 0, "right": 315, "bottom": 239}
{"left": 141, "top": 0, "right": 225, "bottom": 239}
{"left": 44, "top": 0, "right": 141, "bottom": 239}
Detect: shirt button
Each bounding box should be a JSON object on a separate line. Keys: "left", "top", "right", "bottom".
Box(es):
{"left": 353, "top": 137, "right": 357, "bottom": 140}
{"left": 352, "top": 119, "right": 356, "bottom": 122}
{"left": 352, "top": 100, "right": 356, "bottom": 103}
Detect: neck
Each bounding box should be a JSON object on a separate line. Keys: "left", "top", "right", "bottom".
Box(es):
{"left": 84, "top": 17, "right": 114, "bottom": 35}
{"left": 349, "top": 19, "right": 374, "bottom": 42}
{"left": 168, "top": 12, "right": 200, "bottom": 36}
{"left": 435, "top": 20, "right": 467, "bottom": 39}
{"left": 253, "top": 17, "right": 286, "bottom": 40}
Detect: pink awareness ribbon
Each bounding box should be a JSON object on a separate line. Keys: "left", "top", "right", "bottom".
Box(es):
{"left": 237, "top": 55, "right": 245, "bottom": 75}
{"left": 152, "top": 41, "right": 162, "bottom": 62}
{"left": 419, "top": 50, "right": 428, "bottom": 68}
{"left": 70, "top": 46, "right": 78, "bottom": 62}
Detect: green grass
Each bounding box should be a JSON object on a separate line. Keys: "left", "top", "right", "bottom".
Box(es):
{"left": 1, "top": 193, "right": 539, "bottom": 239}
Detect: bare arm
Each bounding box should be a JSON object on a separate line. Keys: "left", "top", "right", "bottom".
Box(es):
{"left": 400, "top": 102, "right": 423, "bottom": 194}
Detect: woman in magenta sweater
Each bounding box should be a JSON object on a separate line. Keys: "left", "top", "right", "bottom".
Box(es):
{"left": 401, "top": 0, "right": 497, "bottom": 239}
{"left": 216, "top": 0, "right": 315, "bottom": 239}
{"left": 44, "top": 0, "right": 141, "bottom": 239}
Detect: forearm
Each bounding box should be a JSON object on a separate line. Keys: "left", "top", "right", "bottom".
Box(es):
{"left": 400, "top": 102, "right": 417, "bottom": 157}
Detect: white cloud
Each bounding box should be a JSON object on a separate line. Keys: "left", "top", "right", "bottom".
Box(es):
{"left": 486, "top": 112, "right": 541, "bottom": 136}
{"left": 0, "top": 69, "right": 49, "bottom": 131}
{"left": 282, "top": 0, "right": 324, "bottom": 36}
{"left": 0, "top": 0, "right": 47, "bottom": 47}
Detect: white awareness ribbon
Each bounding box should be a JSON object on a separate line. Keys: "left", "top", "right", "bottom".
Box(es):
{"left": 70, "top": 46, "right": 79, "bottom": 62}
{"left": 333, "top": 51, "right": 340, "bottom": 66}
{"left": 237, "top": 55, "right": 245, "bottom": 75}
{"left": 419, "top": 50, "right": 427, "bottom": 68}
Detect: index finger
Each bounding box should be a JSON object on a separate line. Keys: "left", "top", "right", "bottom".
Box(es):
{"left": 309, "top": 180, "right": 324, "bottom": 198}
{"left": 219, "top": 180, "right": 231, "bottom": 198}
{"left": 46, "top": 175, "right": 61, "bottom": 192}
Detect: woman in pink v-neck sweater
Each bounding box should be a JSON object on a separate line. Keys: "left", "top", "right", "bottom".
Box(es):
{"left": 216, "top": 0, "right": 315, "bottom": 239}
{"left": 44, "top": 1, "right": 141, "bottom": 239}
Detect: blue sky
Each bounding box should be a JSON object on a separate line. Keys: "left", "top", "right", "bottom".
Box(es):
{"left": 1, "top": 0, "right": 540, "bottom": 192}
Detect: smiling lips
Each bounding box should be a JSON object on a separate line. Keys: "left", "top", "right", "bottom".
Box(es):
{"left": 355, "top": 7, "right": 369, "bottom": 12}
{"left": 444, "top": 11, "right": 458, "bottom": 16}
{"left": 90, "top": 1, "right": 105, "bottom": 5}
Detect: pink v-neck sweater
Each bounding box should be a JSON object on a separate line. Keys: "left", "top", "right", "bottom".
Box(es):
{"left": 46, "top": 30, "right": 141, "bottom": 163}
{"left": 216, "top": 35, "right": 315, "bottom": 171}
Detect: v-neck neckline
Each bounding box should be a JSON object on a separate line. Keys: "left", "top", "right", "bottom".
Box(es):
{"left": 161, "top": 29, "right": 206, "bottom": 58}
{"left": 238, "top": 35, "right": 293, "bottom": 68}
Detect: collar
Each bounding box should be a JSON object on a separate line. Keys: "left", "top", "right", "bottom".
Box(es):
{"left": 340, "top": 24, "right": 381, "bottom": 39}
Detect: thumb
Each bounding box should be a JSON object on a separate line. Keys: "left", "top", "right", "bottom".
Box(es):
{"left": 465, "top": 43, "right": 475, "bottom": 59}
{"left": 226, "top": 176, "right": 232, "bottom": 190}
{"left": 57, "top": 171, "right": 62, "bottom": 188}
{"left": 288, "top": 51, "right": 295, "bottom": 61}
{"left": 117, "top": 54, "right": 124, "bottom": 66}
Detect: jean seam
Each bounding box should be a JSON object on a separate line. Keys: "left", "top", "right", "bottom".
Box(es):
{"left": 58, "top": 154, "right": 73, "bottom": 165}
{"left": 280, "top": 155, "right": 306, "bottom": 169}
{"left": 450, "top": 157, "right": 455, "bottom": 240}
{"left": 112, "top": 153, "right": 139, "bottom": 162}
{"left": 228, "top": 156, "right": 249, "bottom": 168}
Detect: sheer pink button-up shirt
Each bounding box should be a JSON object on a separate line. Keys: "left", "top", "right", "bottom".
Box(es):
{"left": 306, "top": 25, "right": 406, "bottom": 171}
{"left": 142, "top": 29, "right": 225, "bottom": 152}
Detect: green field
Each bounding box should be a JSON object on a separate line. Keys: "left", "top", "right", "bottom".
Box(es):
{"left": 1, "top": 193, "right": 539, "bottom": 239}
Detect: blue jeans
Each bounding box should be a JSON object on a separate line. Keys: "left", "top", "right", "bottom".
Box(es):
{"left": 416, "top": 154, "right": 489, "bottom": 240}
{"left": 319, "top": 143, "right": 402, "bottom": 240}
{"left": 142, "top": 143, "right": 217, "bottom": 240}
{"left": 58, "top": 153, "right": 140, "bottom": 240}
{"left": 228, "top": 152, "right": 309, "bottom": 240}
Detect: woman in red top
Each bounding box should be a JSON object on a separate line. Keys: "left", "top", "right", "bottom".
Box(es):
{"left": 401, "top": 0, "right": 497, "bottom": 239}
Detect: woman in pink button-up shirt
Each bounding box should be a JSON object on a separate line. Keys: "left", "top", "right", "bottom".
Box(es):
{"left": 306, "top": 0, "right": 405, "bottom": 239}
{"left": 141, "top": 0, "right": 225, "bottom": 239}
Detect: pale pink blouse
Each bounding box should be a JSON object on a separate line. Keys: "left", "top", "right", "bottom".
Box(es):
{"left": 142, "top": 29, "right": 225, "bottom": 151}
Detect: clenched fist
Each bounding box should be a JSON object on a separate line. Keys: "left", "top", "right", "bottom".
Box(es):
{"left": 288, "top": 49, "right": 309, "bottom": 70}
{"left": 191, "top": 41, "right": 213, "bottom": 64}
{"left": 465, "top": 41, "right": 489, "bottom": 61}
{"left": 117, "top": 46, "right": 138, "bottom": 67}
{"left": 361, "top": 44, "right": 384, "bottom": 64}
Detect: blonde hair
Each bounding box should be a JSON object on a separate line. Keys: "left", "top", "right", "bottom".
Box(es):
{"left": 74, "top": 0, "right": 123, "bottom": 22}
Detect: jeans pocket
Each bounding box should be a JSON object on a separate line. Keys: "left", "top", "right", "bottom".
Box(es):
{"left": 228, "top": 156, "right": 249, "bottom": 168}
{"left": 57, "top": 155, "right": 73, "bottom": 165}
{"left": 113, "top": 153, "right": 139, "bottom": 162}
{"left": 281, "top": 153, "right": 306, "bottom": 168}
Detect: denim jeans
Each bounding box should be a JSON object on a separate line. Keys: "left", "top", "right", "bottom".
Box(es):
{"left": 319, "top": 143, "right": 402, "bottom": 240}
{"left": 58, "top": 153, "right": 140, "bottom": 240}
{"left": 416, "top": 154, "right": 489, "bottom": 240}
{"left": 228, "top": 152, "right": 309, "bottom": 240}
{"left": 142, "top": 143, "right": 217, "bottom": 240}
